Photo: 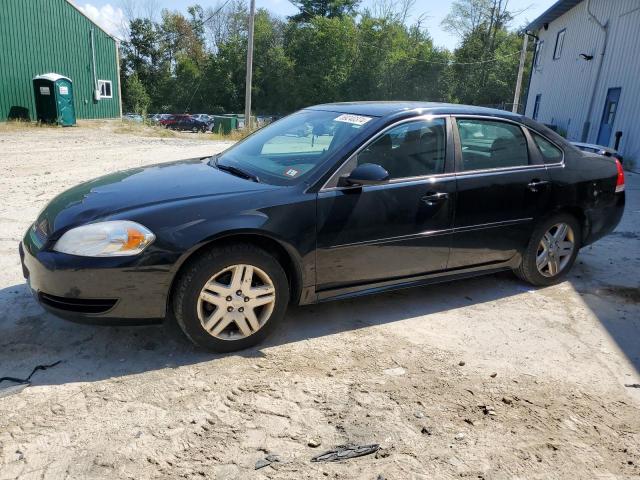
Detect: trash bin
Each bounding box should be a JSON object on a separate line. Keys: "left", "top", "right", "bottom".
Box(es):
{"left": 232, "top": 114, "right": 256, "bottom": 129}
{"left": 212, "top": 115, "right": 238, "bottom": 135}
{"left": 33, "top": 73, "right": 76, "bottom": 126}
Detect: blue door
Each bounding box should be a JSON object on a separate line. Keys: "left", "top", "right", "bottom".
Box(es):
{"left": 596, "top": 88, "right": 621, "bottom": 146}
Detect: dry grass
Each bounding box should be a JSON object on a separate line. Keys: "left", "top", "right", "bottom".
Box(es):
{"left": 0, "top": 118, "right": 257, "bottom": 141}
{"left": 111, "top": 120, "right": 179, "bottom": 138}
{"left": 0, "top": 119, "right": 59, "bottom": 131}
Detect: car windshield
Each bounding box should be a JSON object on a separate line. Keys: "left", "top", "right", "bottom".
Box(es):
{"left": 215, "top": 109, "right": 374, "bottom": 185}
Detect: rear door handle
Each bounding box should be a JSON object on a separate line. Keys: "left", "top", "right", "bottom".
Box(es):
{"left": 527, "top": 179, "right": 549, "bottom": 192}
{"left": 421, "top": 192, "right": 449, "bottom": 205}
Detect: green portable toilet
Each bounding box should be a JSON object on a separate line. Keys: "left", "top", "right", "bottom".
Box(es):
{"left": 33, "top": 73, "right": 76, "bottom": 126}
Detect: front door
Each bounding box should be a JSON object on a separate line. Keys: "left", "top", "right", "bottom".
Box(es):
{"left": 449, "top": 117, "right": 552, "bottom": 268}
{"left": 316, "top": 117, "right": 455, "bottom": 293}
{"left": 596, "top": 87, "right": 621, "bottom": 147}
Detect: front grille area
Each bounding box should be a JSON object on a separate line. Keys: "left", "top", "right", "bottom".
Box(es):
{"left": 38, "top": 293, "right": 117, "bottom": 314}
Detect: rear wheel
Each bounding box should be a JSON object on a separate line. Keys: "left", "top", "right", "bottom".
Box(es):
{"left": 515, "top": 213, "right": 580, "bottom": 286}
{"left": 173, "top": 243, "right": 289, "bottom": 352}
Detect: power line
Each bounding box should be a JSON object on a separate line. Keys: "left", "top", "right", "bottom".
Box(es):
{"left": 183, "top": 0, "right": 233, "bottom": 112}
{"left": 352, "top": 37, "right": 523, "bottom": 66}
{"left": 202, "top": 0, "right": 233, "bottom": 25}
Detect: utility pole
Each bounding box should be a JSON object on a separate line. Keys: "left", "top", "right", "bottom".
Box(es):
{"left": 244, "top": 0, "right": 256, "bottom": 129}
{"left": 512, "top": 33, "right": 529, "bottom": 113}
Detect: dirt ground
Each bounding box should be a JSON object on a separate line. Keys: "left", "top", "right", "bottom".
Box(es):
{"left": 0, "top": 123, "right": 639, "bottom": 480}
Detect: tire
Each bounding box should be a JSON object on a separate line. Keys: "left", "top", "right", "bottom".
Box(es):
{"left": 173, "top": 243, "right": 289, "bottom": 352}
{"left": 514, "top": 213, "right": 581, "bottom": 286}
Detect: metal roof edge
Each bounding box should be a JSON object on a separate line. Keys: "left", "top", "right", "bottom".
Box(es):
{"left": 525, "top": 0, "right": 583, "bottom": 32}
{"left": 63, "top": 0, "right": 120, "bottom": 42}
{"left": 34, "top": 73, "right": 73, "bottom": 82}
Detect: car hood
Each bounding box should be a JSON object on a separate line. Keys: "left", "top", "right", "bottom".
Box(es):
{"left": 35, "top": 158, "right": 278, "bottom": 236}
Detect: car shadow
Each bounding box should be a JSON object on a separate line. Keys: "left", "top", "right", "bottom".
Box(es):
{"left": 1, "top": 266, "right": 638, "bottom": 389}
{"left": 0, "top": 272, "right": 532, "bottom": 388}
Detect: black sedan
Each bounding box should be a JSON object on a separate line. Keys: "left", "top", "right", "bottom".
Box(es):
{"left": 20, "top": 102, "right": 626, "bottom": 351}
{"left": 169, "top": 115, "right": 210, "bottom": 133}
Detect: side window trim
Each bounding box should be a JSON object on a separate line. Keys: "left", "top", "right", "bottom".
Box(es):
{"left": 320, "top": 115, "right": 453, "bottom": 191}
{"left": 452, "top": 115, "right": 543, "bottom": 174}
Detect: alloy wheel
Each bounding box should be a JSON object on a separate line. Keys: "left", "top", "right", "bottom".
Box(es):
{"left": 197, "top": 264, "right": 276, "bottom": 340}
{"left": 536, "top": 222, "right": 575, "bottom": 277}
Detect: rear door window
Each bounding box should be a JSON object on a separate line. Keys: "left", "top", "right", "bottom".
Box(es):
{"left": 532, "top": 133, "right": 563, "bottom": 163}
{"left": 456, "top": 118, "right": 529, "bottom": 171}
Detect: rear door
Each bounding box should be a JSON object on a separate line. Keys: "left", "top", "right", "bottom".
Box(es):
{"left": 448, "top": 116, "right": 552, "bottom": 268}
{"left": 315, "top": 116, "right": 456, "bottom": 293}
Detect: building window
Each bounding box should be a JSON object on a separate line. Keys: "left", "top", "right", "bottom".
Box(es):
{"left": 98, "top": 80, "right": 112, "bottom": 99}
{"left": 553, "top": 29, "right": 565, "bottom": 60}
{"left": 534, "top": 40, "right": 544, "bottom": 68}
{"left": 533, "top": 94, "right": 541, "bottom": 120}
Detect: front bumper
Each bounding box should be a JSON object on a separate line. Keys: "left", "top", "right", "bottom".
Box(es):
{"left": 20, "top": 238, "right": 171, "bottom": 323}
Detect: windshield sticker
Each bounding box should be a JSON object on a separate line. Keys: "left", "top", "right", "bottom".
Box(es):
{"left": 284, "top": 168, "right": 300, "bottom": 178}
{"left": 334, "top": 114, "right": 372, "bottom": 126}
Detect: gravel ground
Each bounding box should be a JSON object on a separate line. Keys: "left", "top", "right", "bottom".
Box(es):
{"left": 0, "top": 123, "right": 639, "bottom": 480}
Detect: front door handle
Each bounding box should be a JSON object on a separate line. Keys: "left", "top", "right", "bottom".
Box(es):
{"left": 527, "top": 179, "right": 549, "bottom": 192}
{"left": 421, "top": 192, "right": 449, "bottom": 205}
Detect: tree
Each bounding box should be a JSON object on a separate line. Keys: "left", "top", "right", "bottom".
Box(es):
{"left": 344, "top": 14, "right": 450, "bottom": 102}
{"left": 363, "top": 0, "right": 418, "bottom": 24}
{"left": 442, "top": 0, "right": 492, "bottom": 37}
{"left": 289, "top": 0, "right": 361, "bottom": 22}
{"left": 117, "top": 0, "right": 524, "bottom": 118}
{"left": 123, "top": 73, "right": 151, "bottom": 113}
{"left": 285, "top": 16, "right": 358, "bottom": 106}
{"left": 443, "top": 0, "right": 523, "bottom": 107}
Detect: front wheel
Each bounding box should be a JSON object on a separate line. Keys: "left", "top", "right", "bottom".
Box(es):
{"left": 514, "top": 213, "right": 581, "bottom": 286}
{"left": 173, "top": 243, "right": 289, "bottom": 352}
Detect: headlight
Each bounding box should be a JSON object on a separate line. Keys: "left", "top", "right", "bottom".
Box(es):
{"left": 53, "top": 221, "right": 155, "bottom": 257}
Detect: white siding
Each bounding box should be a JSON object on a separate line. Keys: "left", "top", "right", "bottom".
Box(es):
{"left": 525, "top": 0, "right": 640, "bottom": 162}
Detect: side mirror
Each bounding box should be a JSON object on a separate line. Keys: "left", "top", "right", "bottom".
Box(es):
{"left": 339, "top": 163, "right": 390, "bottom": 187}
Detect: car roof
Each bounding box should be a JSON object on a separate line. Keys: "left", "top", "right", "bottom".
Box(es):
{"left": 307, "top": 101, "right": 524, "bottom": 120}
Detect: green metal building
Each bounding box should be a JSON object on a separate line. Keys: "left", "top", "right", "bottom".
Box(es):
{"left": 0, "top": 0, "right": 122, "bottom": 122}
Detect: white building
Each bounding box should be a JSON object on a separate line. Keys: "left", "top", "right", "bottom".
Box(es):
{"left": 524, "top": 0, "right": 640, "bottom": 163}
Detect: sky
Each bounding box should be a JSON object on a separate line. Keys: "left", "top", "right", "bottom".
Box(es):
{"left": 73, "top": 0, "right": 557, "bottom": 48}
